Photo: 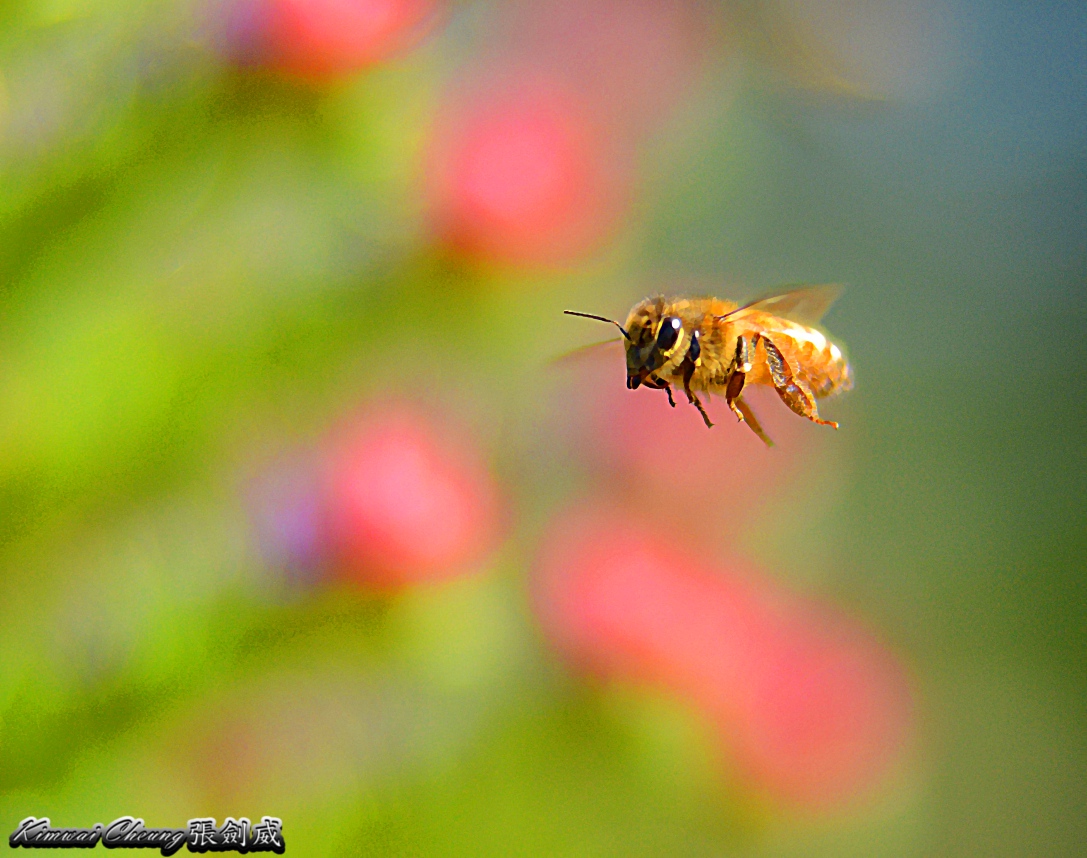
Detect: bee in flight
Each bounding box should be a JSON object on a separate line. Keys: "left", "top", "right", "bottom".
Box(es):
{"left": 564, "top": 285, "right": 853, "bottom": 446}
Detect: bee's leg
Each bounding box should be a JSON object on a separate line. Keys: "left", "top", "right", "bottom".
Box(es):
{"left": 656, "top": 380, "right": 673, "bottom": 408}
{"left": 734, "top": 397, "right": 773, "bottom": 447}
{"left": 723, "top": 337, "right": 772, "bottom": 445}
{"left": 645, "top": 376, "right": 677, "bottom": 407}
{"left": 725, "top": 369, "right": 746, "bottom": 422}
{"left": 654, "top": 378, "right": 677, "bottom": 408}
{"left": 691, "top": 394, "right": 713, "bottom": 429}
{"left": 760, "top": 335, "right": 839, "bottom": 428}
{"left": 724, "top": 336, "right": 751, "bottom": 421}
{"left": 681, "top": 360, "right": 714, "bottom": 428}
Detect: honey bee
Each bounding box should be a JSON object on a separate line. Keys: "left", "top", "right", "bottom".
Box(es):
{"left": 564, "top": 285, "right": 852, "bottom": 446}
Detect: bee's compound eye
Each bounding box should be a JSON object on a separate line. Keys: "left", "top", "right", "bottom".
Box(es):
{"left": 656, "top": 316, "right": 681, "bottom": 351}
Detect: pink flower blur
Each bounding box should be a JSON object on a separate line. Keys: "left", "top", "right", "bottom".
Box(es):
{"left": 535, "top": 505, "right": 913, "bottom": 808}
{"left": 426, "top": 82, "right": 625, "bottom": 266}
{"left": 323, "top": 405, "right": 501, "bottom": 588}
{"left": 222, "top": 0, "right": 442, "bottom": 79}
{"left": 509, "top": 0, "right": 713, "bottom": 135}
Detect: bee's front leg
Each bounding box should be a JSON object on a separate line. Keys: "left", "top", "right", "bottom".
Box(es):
{"left": 645, "top": 376, "right": 677, "bottom": 408}
{"left": 660, "top": 381, "right": 677, "bottom": 408}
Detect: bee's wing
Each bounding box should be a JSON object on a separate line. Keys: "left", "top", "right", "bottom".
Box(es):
{"left": 721, "top": 284, "right": 843, "bottom": 326}
{"left": 548, "top": 338, "right": 624, "bottom": 368}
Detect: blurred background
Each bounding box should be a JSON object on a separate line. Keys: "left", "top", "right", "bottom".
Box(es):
{"left": 0, "top": 0, "right": 1084, "bottom": 855}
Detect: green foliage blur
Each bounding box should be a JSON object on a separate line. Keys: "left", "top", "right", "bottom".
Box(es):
{"left": 1, "top": 1, "right": 1084, "bottom": 856}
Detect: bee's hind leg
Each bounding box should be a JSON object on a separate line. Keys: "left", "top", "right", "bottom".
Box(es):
{"left": 758, "top": 335, "right": 839, "bottom": 429}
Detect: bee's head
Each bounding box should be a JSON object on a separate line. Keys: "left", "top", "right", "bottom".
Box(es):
{"left": 622, "top": 298, "right": 686, "bottom": 389}
{"left": 563, "top": 299, "right": 689, "bottom": 390}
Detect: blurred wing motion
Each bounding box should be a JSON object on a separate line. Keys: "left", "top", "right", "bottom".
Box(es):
{"left": 739, "top": 6, "right": 884, "bottom": 101}
{"left": 549, "top": 339, "right": 624, "bottom": 368}
{"left": 722, "top": 284, "right": 843, "bottom": 326}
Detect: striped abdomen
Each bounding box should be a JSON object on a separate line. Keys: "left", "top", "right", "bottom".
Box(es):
{"left": 741, "top": 314, "right": 853, "bottom": 398}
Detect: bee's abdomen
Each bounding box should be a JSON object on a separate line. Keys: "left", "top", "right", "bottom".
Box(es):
{"left": 769, "top": 322, "right": 852, "bottom": 398}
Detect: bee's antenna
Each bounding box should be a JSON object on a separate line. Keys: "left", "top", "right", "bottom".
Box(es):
{"left": 564, "top": 310, "right": 632, "bottom": 342}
